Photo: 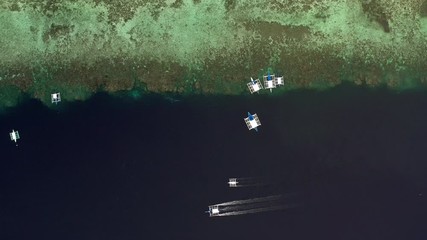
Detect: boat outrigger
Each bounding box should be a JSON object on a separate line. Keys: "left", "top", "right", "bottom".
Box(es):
{"left": 275, "top": 75, "right": 284, "bottom": 86}
{"left": 51, "top": 92, "right": 61, "bottom": 104}
{"left": 247, "top": 71, "right": 283, "bottom": 93}
{"left": 263, "top": 71, "right": 276, "bottom": 93}
{"left": 247, "top": 77, "right": 263, "bottom": 94}
{"left": 228, "top": 178, "right": 238, "bottom": 187}
{"left": 244, "top": 112, "right": 261, "bottom": 132}
{"left": 207, "top": 205, "right": 220, "bottom": 217}
{"left": 9, "top": 129, "right": 20, "bottom": 145}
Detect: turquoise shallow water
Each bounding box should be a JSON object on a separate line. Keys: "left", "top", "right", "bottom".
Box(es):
{"left": 1, "top": 85, "right": 427, "bottom": 239}
{"left": 1, "top": 0, "right": 426, "bottom": 108}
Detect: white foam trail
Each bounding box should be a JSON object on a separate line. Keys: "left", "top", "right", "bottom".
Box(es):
{"left": 220, "top": 199, "right": 286, "bottom": 211}
{"left": 216, "top": 195, "right": 283, "bottom": 207}
{"left": 221, "top": 203, "right": 267, "bottom": 212}
{"left": 230, "top": 177, "right": 270, "bottom": 187}
{"left": 232, "top": 183, "right": 269, "bottom": 187}
{"left": 217, "top": 204, "right": 299, "bottom": 216}
{"left": 210, "top": 194, "right": 301, "bottom": 217}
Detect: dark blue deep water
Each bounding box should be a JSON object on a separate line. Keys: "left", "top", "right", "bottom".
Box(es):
{"left": 1, "top": 85, "right": 427, "bottom": 240}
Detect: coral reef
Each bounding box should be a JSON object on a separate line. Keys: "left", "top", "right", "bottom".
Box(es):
{"left": 0, "top": 0, "right": 426, "bottom": 107}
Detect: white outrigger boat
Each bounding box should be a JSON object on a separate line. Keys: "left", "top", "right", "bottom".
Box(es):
{"left": 244, "top": 112, "right": 261, "bottom": 132}
{"left": 247, "top": 77, "right": 263, "bottom": 94}
{"left": 10, "top": 129, "right": 20, "bottom": 145}
{"left": 51, "top": 92, "right": 61, "bottom": 104}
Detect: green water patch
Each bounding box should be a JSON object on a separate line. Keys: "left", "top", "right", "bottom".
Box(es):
{"left": 0, "top": 84, "right": 23, "bottom": 111}
{"left": 28, "top": 64, "right": 55, "bottom": 105}
{"left": 421, "top": 0, "right": 427, "bottom": 17}
{"left": 173, "top": 72, "right": 199, "bottom": 95}
{"left": 25, "top": 63, "right": 95, "bottom": 107}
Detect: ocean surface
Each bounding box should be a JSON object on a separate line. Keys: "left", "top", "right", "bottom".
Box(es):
{"left": 1, "top": 84, "right": 427, "bottom": 240}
